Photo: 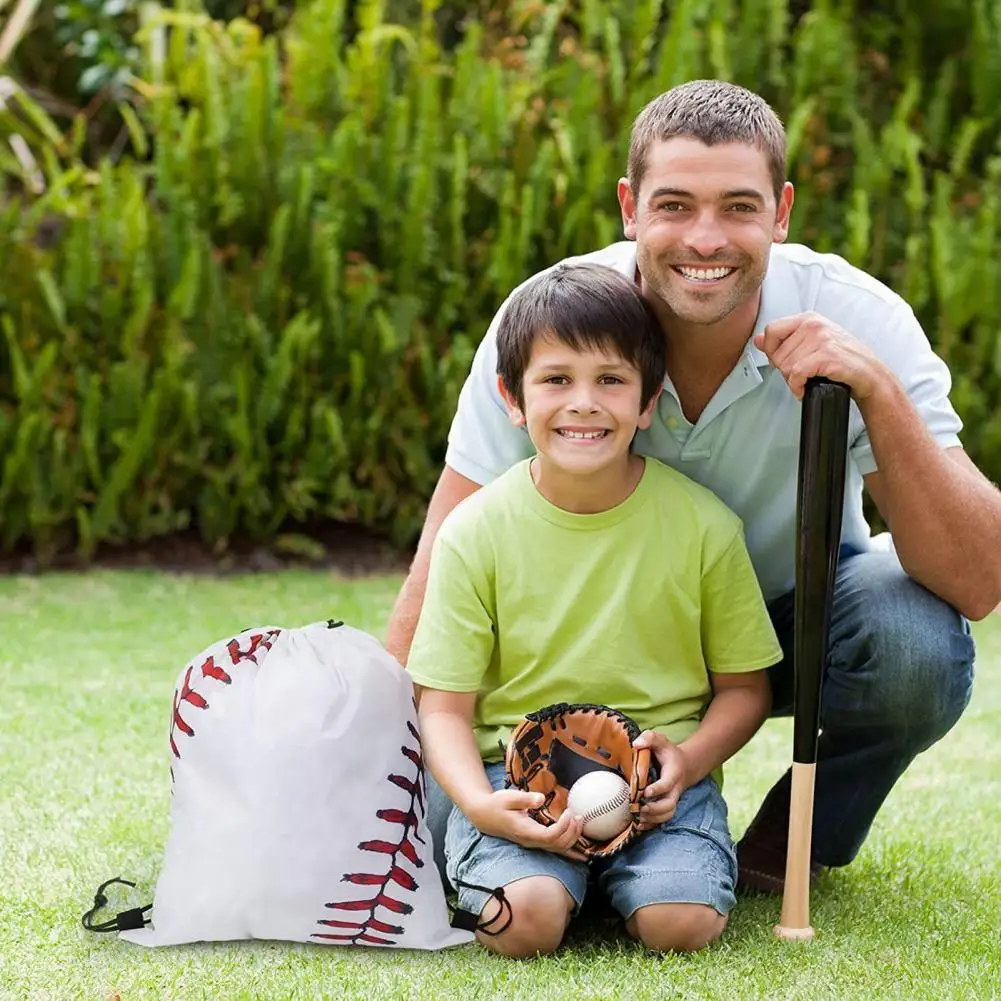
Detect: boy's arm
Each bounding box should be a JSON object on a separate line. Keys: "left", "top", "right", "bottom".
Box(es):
{"left": 634, "top": 519, "right": 781, "bottom": 829}
{"left": 679, "top": 670, "right": 772, "bottom": 783}
{"left": 418, "top": 688, "right": 587, "bottom": 859}
{"left": 417, "top": 688, "right": 494, "bottom": 808}
{"left": 408, "top": 525, "right": 587, "bottom": 857}
{"left": 634, "top": 670, "right": 771, "bottom": 829}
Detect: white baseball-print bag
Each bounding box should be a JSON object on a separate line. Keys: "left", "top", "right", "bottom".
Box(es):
{"left": 85, "top": 619, "right": 471, "bottom": 950}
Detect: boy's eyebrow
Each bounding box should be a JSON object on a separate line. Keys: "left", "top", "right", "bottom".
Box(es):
{"left": 648, "top": 186, "right": 766, "bottom": 203}
{"left": 534, "top": 360, "right": 632, "bottom": 372}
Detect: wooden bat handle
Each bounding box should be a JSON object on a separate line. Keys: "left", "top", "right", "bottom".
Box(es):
{"left": 774, "top": 762, "right": 817, "bottom": 940}
{"left": 774, "top": 377, "right": 850, "bottom": 943}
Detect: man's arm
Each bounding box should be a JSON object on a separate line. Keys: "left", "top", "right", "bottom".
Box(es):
{"left": 757, "top": 311, "right": 1001, "bottom": 621}
{"left": 861, "top": 380, "right": 1001, "bottom": 620}
{"left": 385, "top": 466, "right": 481, "bottom": 666}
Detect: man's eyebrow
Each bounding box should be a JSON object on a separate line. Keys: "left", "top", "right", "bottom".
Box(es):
{"left": 721, "top": 188, "right": 767, "bottom": 202}
{"left": 647, "top": 186, "right": 766, "bottom": 203}
{"left": 648, "top": 187, "right": 693, "bottom": 200}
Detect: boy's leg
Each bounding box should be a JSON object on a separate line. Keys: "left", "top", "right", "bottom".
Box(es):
{"left": 471, "top": 876, "right": 575, "bottom": 958}
{"left": 597, "top": 776, "right": 736, "bottom": 953}
{"left": 443, "top": 763, "right": 589, "bottom": 958}
{"left": 739, "top": 549, "right": 975, "bottom": 888}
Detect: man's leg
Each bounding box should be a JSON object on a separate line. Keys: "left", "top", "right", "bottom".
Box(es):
{"left": 738, "top": 549, "right": 975, "bottom": 890}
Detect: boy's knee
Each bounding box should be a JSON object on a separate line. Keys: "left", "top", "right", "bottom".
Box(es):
{"left": 627, "top": 902, "right": 727, "bottom": 953}
{"left": 476, "top": 876, "right": 574, "bottom": 958}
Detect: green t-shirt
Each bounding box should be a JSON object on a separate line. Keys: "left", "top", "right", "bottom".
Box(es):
{"left": 408, "top": 458, "right": 782, "bottom": 767}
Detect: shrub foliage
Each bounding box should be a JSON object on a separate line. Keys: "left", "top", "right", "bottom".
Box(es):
{"left": 1, "top": 0, "right": 1000, "bottom": 561}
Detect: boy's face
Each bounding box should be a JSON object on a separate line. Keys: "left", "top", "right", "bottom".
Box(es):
{"left": 498, "top": 335, "right": 659, "bottom": 476}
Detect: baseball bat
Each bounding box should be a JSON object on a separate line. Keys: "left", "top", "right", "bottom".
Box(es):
{"left": 774, "top": 377, "right": 851, "bottom": 942}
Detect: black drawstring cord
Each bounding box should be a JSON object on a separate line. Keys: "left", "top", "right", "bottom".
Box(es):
{"left": 81, "top": 877, "right": 152, "bottom": 933}
{"left": 448, "top": 881, "right": 513, "bottom": 936}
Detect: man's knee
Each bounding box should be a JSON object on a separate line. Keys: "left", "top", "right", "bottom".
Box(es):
{"left": 827, "top": 554, "right": 975, "bottom": 739}
{"left": 626, "top": 903, "right": 727, "bottom": 953}
{"left": 476, "top": 876, "right": 574, "bottom": 958}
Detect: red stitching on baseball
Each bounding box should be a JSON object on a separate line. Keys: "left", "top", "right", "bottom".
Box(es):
{"left": 581, "top": 785, "right": 629, "bottom": 823}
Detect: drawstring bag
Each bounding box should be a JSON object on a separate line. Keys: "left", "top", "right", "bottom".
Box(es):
{"left": 93, "top": 619, "right": 473, "bottom": 950}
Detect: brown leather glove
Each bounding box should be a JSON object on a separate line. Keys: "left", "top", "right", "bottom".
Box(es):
{"left": 504, "top": 702, "right": 657, "bottom": 860}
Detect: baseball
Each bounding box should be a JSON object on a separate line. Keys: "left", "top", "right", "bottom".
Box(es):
{"left": 567, "top": 771, "right": 632, "bottom": 841}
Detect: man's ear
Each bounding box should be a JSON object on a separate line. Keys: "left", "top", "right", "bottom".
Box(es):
{"left": 773, "top": 181, "right": 794, "bottom": 244}
{"left": 618, "top": 177, "right": 638, "bottom": 240}
{"left": 497, "top": 375, "right": 526, "bottom": 427}
{"left": 636, "top": 386, "right": 662, "bottom": 430}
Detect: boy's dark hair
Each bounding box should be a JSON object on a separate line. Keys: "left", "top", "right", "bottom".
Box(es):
{"left": 496, "top": 262, "right": 666, "bottom": 411}
{"left": 628, "top": 80, "right": 787, "bottom": 205}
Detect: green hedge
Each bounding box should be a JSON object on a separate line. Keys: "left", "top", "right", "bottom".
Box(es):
{"left": 1, "top": 0, "right": 1000, "bottom": 562}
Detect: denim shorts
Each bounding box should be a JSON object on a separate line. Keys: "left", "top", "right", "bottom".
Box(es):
{"left": 439, "top": 762, "right": 738, "bottom": 922}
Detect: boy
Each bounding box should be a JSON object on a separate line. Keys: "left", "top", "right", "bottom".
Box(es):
{"left": 407, "top": 262, "right": 782, "bottom": 957}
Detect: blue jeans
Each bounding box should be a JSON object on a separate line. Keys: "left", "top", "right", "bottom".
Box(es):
{"left": 439, "top": 764, "right": 736, "bottom": 921}
{"left": 765, "top": 549, "right": 975, "bottom": 866}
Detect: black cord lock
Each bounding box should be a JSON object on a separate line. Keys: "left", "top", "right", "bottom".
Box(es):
{"left": 81, "top": 877, "right": 152, "bottom": 933}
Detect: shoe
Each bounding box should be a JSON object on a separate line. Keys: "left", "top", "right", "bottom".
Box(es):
{"left": 736, "top": 771, "right": 823, "bottom": 895}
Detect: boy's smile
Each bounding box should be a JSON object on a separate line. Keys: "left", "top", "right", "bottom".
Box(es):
{"left": 554, "top": 427, "right": 610, "bottom": 440}
{"left": 499, "top": 335, "right": 660, "bottom": 512}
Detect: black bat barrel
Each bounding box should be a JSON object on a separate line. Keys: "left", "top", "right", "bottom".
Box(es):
{"left": 793, "top": 378, "right": 852, "bottom": 764}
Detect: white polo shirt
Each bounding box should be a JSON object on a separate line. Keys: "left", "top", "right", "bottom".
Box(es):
{"left": 444, "top": 241, "right": 963, "bottom": 601}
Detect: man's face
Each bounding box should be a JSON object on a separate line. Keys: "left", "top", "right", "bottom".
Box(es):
{"left": 618, "top": 138, "right": 793, "bottom": 328}
{"left": 498, "top": 335, "right": 657, "bottom": 478}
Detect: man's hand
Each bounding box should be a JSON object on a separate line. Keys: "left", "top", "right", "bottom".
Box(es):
{"left": 465, "top": 788, "right": 588, "bottom": 861}
{"left": 755, "top": 311, "right": 890, "bottom": 403}
{"left": 632, "top": 730, "right": 690, "bottom": 831}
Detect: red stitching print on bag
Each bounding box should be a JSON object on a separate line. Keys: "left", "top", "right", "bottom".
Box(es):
{"left": 226, "top": 632, "right": 273, "bottom": 666}
{"left": 200, "top": 656, "right": 232, "bottom": 684}
{"left": 312, "top": 716, "right": 427, "bottom": 947}
{"left": 168, "top": 630, "right": 282, "bottom": 760}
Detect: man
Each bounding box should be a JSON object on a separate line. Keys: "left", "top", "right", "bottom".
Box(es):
{"left": 386, "top": 79, "right": 1001, "bottom": 892}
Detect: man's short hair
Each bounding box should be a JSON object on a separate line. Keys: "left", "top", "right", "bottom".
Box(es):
{"left": 628, "top": 80, "right": 787, "bottom": 204}
{"left": 496, "top": 262, "right": 666, "bottom": 412}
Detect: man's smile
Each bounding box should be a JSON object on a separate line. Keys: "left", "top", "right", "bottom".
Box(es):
{"left": 672, "top": 265, "right": 737, "bottom": 284}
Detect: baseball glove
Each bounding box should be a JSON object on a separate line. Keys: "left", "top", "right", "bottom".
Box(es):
{"left": 504, "top": 702, "right": 657, "bottom": 860}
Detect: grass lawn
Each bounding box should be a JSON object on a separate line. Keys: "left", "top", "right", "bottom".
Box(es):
{"left": 1, "top": 570, "right": 998, "bottom": 1001}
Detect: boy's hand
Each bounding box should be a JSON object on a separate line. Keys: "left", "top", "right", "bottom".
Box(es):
{"left": 632, "top": 730, "right": 690, "bottom": 831}
{"left": 466, "top": 789, "right": 589, "bottom": 861}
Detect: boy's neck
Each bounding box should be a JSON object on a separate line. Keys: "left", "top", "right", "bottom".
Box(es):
{"left": 530, "top": 454, "right": 646, "bottom": 514}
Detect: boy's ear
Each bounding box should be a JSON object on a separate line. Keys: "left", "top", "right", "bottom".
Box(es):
{"left": 496, "top": 375, "right": 526, "bottom": 427}
{"left": 636, "top": 386, "right": 662, "bottom": 430}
